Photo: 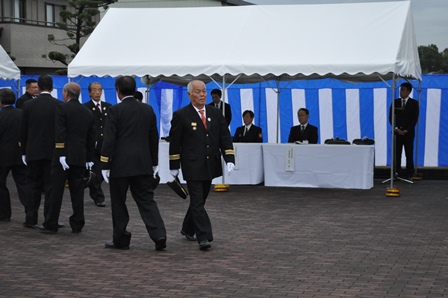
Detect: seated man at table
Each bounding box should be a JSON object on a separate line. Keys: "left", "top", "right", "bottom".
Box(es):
{"left": 233, "top": 110, "right": 263, "bottom": 143}
{"left": 288, "top": 108, "right": 318, "bottom": 144}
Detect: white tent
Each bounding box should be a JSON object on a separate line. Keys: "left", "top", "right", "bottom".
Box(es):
{"left": 68, "top": 1, "right": 421, "bottom": 83}
{"left": 0, "top": 45, "right": 20, "bottom": 81}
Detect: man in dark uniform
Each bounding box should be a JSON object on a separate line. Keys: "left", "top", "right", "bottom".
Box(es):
{"left": 84, "top": 82, "right": 111, "bottom": 207}
{"left": 169, "top": 80, "right": 235, "bottom": 251}
{"left": 0, "top": 89, "right": 28, "bottom": 222}
{"left": 389, "top": 82, "right": 419, "bottom": 179}
{"left": 15, "top": 79, "right": 39, "bottom": 109}
{"left": 40, "top": 82, "right": 95, "bottom": 233}
{"left": 233, "top": 110, "right": 263, "bottom": 143}
{"left": 20, "top": 75, "right": 62, "bottom": 228}
{"left": 288, "top": 108, "right": 319, "bottom": 144}
{"left": 101, "top": 75, "right": 166, "bottom": 251}
{"left": 209, "top": 88, "right": 232, "bottom": 126}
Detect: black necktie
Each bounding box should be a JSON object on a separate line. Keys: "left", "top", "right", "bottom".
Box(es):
{"left": 402, "top": 99, "right": 406, "bottom": 108}
{"left": 301, "top": 125, "right": 305, "bottom": 133}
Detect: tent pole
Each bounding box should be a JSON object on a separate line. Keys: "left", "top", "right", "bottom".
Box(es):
{"left": 276, "top": 78, "right": 280, "bottom": 143}
{"left": 221, "top": 75, "right": 227, "bottom": 185}
{"left": 389, "top": 74, "right": 396, "bottom": 190}
{"left": 413, "top": 80, "right": 421, "bottom": 177}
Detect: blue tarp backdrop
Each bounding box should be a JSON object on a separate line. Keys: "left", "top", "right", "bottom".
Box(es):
{"left": 3, "top": 74, "right": 447, "bottom": 167}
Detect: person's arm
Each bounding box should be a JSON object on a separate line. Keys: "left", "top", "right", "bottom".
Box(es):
{"left": 309, "top": 126, "right": 319, "bottom": 144}
{"left": 288, "top": 127, "right": 295, "bottom": 143}
{"left": 169, "top": 111, "right": 182, "bottom": 171}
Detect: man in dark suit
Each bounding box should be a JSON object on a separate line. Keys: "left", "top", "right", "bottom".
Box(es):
{"left": 15, "top": 79, "right": 39, "bottom": 109}
{"left": 39, "top": 82, "right": 95, "bottom": 233}
{"left": 101, "top": 76, "right": 166, "bottom": 251}
{"left": 288, "top": 108, "right": 318, "bottom": 144}
{"left": 20, "top": 75, "right": 62, "bottom": 228}
{"left": 209, "top": 88, "right": 232, "bottom": 126}
{"left": 0, "top": 89, "right": 28, "bottom": 222}
{"left": 169, "top": 80, "right": 235, "bottom": 251}
{"left": 83, "top": 82, "right": 111, "bottom": 207}
{"left": 233, "top": 110, "right": 263, "bottom": 143}
{"left": 389, "top": 82, "right": 419, "bottom": 179}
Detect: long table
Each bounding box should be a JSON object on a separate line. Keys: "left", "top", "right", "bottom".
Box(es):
{"left": 262, "top": 144, "right": 374, "bottom": 189}
{"left": 158, "top": 142, "right": 264, "bottom": 185}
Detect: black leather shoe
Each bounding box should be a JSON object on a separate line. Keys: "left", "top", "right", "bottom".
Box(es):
{"left": 180, "top": 230, "right": 196, "bottom": 241}
{"left": 199, "top": 240, "right": 211, "bottom": 251}
{"left": 37, "top": 224, "right": 57, "bottom": 234}
{"left": 23, "top": 222, "right": 38, "bottom": 228}
{"left": 155, "top": 237, "right": 167, "bottom": 251}
{"left": 58, "top": 222, "right": 65, "bottom": 228}
{"left": 105, "top": 240, "right": 129, "bottom": 250}
{"left": 95, "top": 202, "right": 106, "bottom": 207}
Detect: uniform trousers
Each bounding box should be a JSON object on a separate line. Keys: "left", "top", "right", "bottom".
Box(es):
{"left": 25, "top": 160, "right": 52, "bottom": 225}
{"left": 183, "top": 180, "right": 213, "bottom": 243}
{"left": 43, "top": 164, "right": 85, "bottom": 232}
{"left": 109, "top": 175, "right": 166, "bottom": 247}
{"left": 0, "top": 165, "right": 28, "bottom": 220}
{"left": 395, "top": 134, "right": 415, "bottom": 176}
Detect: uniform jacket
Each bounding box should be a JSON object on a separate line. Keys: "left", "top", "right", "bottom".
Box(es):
{"left": 208, "top": 101, "right": 232, "bottom": 126}
{"left": 0, "top": 106, "right": 23, "bottom": 166}
{"left": 101, "top": 97, "right": 159, "bottom": 178}
{"left": 20, "top": 93, "right": 62, "bottom": 161}
{"left": 15, "top": 92, "right": 33, "bottom": 109}
{"left": 389, "top": 97, "right": 419, "bottom": 137}
{"left": 233, "top": 124, "right": 263, "bottom": 143}
{"left": 288, "top": 124, "right": 319, "bottom": 144}
{"left": 84, "top": 100, "right": 112, "bottom": 154}
{"left": 53, "top": 99, "right": 95, "bottom": 167}
{"left": 169, "top": 103, "right": 235, "bottom": 181}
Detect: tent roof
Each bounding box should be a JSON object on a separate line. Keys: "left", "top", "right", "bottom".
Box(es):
{"left": 68, "top": 1, "right": 421, "bottom": 83}
{"left": 0, "top": 45, "right": 20, "bottom": 81}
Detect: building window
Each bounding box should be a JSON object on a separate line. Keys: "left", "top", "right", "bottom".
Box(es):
{"left": 2, "top": 0, "right": 25, "bottom": 22}
{"left": 45, "top": 3, "right": 65, "bottom": 26}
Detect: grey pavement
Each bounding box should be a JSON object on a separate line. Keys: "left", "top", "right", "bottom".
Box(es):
{"left": 1, "top": 175, "right": 447, "bottom": 297}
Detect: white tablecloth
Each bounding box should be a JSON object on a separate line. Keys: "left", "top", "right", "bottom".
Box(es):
{"left": 158, "top": 142, "right": 264, "bottom": 185}
{"left": 262, "top": 144, "right": 374, "bottom": 189}
{"left": 212, "top": 143, "right": 263, "bottom": 185}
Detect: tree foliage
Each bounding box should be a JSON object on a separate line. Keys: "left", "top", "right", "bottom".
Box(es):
{"left": 44, "top": 0, "right": 113, "bottom": 72}
{"left": 418, "top": 44, "right": 448, "bottom": 74}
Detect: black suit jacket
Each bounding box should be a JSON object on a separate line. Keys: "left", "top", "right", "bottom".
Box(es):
{"left": 0, "top": 106, "right": 23, "bottom": 166}
{"left": 15, "top": 92, "right": 34, "bottom": 109}
{"left": 389, "top": 97, "right": 419, "bottom": 137}
{"left": 209, "top": 101, "right": 232, "bottom": 126}
{"left": 20, "top": 93, "right": 62, "bottom": 161}
{"left": 101, "top": 97, "right": 159, "bottom": 178}
{"left": 233, "top": 124, "right": 263, "bottom": 143}
{"left": 84, "top": 100, "right": 112, "bottom": 154}
{"left": 53, "top": 99, "right": 95, "bottom": 167}
{"left": 169, "top": 103, "right": 235, "bottom": 180}
{"left": 288, "top": 123, "right": 319, "bottom": 144}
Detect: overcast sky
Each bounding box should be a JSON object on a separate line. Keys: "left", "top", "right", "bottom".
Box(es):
{"left": 249, "top": 0, "right": 448, "bottom": 51}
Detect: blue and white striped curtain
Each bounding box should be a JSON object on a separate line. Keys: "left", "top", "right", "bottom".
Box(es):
{"left": 7, "top": 74, "right": 447, "bottom": 167}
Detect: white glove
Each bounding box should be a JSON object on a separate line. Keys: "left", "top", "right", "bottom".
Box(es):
{"left": 86, "top": 161, "right": 94, "bottom": 170}
{"left": 59, "top": 156, "right": 69, "bottom": 171}
{"left": 22, "top": 155, "right": 27, "bottom": 166}
{"left": 170, "top": 169, "right": 179, "bottom": 177}
{"left": 227, "top": 162, "right": 235, "bottom": 175}
{"left": 152, "top": 166, "right": 159, "bottom": 176}
{"left": 102, "top": 169, "right": 110, "bottom": 183}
